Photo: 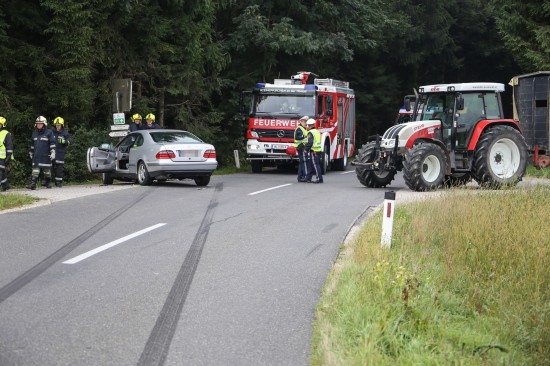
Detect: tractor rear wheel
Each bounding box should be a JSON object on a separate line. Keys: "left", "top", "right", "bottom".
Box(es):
{"left": 472, "top": 125, "right": 527, "bottom": 188}
{"left": 355, "top": 142, "right": 396, "bottom": 188}
{"left": 403, "top": 143, "right": 447, "bottom": 191}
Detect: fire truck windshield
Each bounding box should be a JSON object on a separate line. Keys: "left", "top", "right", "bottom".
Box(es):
{"left": 252, "top": 94, "right": 315, "bottom": 117}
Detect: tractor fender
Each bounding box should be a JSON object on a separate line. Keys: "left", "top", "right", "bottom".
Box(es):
{"left": 467, "top": 119, "right": 521, "bottom": 151}
{"left": 411, "top": 138, "right": 452, "bottom": 175}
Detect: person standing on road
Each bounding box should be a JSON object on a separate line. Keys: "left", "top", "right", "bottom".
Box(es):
{"left": 294, "top": 116, "right": 309, "bottom": 182}
{"left": 129, "top": 114, "right": 143, "bottom": 132}
{"left": 0, "top": 116, "right": 14, "bottom": 192}
{"left": 143, "top": 113, "right": 160, "bottom": 129}
{"left": 51, "top": 116, "right": 71, "bottom": 188}
{"left": 28, "top": 116, "right": 56, "bottom": 190}
{"left": 304, "top": 118, "right": 323, "bottom": 184}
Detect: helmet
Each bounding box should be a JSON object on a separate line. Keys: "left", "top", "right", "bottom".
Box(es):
{"left": 299, "top": 115, "right": 309, "bottom": 122}
{"left": 54, "top": 116, "right": 64, "bottom": 126}
{"left": 0, "top": 117, "right": 6, "bottom": 128}
{"left": 146, "top": 113, "right": 155, "bottom": 121}
{"left": 132, "top": 113, "right": 142, "bottom": 121}
{"left": 35, "top": 116, "right": 47, "bottom": 125}
{"left": 306, "top": 118, "right": 316, "bottom": 126}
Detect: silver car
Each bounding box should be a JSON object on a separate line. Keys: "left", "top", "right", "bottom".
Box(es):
{"left": 87, "top": 129, "right": 217, "bottom": 186}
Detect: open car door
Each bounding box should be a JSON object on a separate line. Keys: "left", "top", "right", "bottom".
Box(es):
{"left": 87, "top": 146, "right": 116, "bottom": 173}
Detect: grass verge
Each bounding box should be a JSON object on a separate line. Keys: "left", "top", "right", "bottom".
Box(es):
{"left": 0, "top": 193, "right": 40, "bottom": 211}
{"left": 526, "top": 165, "right": 550, "bottom": 179}
{"left": 312, "top": 186, "right": 549, "bottom": 365}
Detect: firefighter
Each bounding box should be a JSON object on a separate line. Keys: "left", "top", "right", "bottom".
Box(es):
{"left": 129, "top": 113, "right": 143, "bottom": 132}
{"left": 294, "top": 116, "right": 309, "bottom": 182}
{"left": 28, "top": 116, "right": 56, "bottom": 190}
{"left": 0, "top": 116, "right": 14, "bottom": 191}
{"left": 143, "top": 113, "right": 160, "bottom": 129}
{"left": 304, "top": 118, "right": 323, "bottom": 183}
{"left": 51, "top": 116, "right": 71, "bottom": 187}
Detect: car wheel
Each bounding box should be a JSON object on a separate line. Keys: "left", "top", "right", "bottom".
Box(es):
{"left": 102, "top": 173, "right": 114, "bottom": 185}
{"left": 194, "top": 176, "right": 211, "bottom": 186}
{"left": 137, "top": 161, "right": 153, "bottom": 186}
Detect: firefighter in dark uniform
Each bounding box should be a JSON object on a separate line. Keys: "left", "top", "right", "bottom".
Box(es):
{"left": 294, "top": 115, "right": 309, "bottom": 182}
{"left": 28, "top": 116, "right": 56, "bottom": 190}
{"left": 51, "top": 116, "right": 71, "bottom": 187}
{"left": 129, "top": 114, "right": 143, "bottom": 132}
{"left": 304, "top": 118, "right": 323, "bottom": 183}
{"left": 143, "top": 113, "right": 160, "bottom": 129}
{"left": 0, "top": 116, "right": 14, "bottom": 191}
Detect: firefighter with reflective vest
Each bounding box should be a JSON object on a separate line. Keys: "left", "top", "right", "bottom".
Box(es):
{"left": 294, "top": 116, "right": 309, "bottom": 182}
{"left": 129, "top": 113, "right": 143, "bottom": 132}
{"left": 304, "top": 118, "right": 323, "bottom": 183}
{"left": 0, "top": 116, "right": 14, "bottom": 191}
{"left": 51, "top": 116, "right": 71, "bottom": 187}
{"left": 28, "top": 116, "right": 56, "bottom": 190}
{"left": 143, "top": 113, "right": 160, "bottom": 129}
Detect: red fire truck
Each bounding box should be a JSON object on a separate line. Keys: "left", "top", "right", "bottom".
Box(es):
{"left": 240, "top": 71, "right": 356, "bottom": 173}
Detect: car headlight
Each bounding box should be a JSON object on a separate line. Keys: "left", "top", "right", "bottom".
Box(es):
{"left": 250, "top": 131, "right": 259, "bottom": 138}
{"left": 384, "top": 139, "right": 395, "bottom": 148}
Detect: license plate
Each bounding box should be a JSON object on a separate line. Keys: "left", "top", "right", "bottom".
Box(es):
{"left": 178, "top": 150, "right": 199, "bottom": 157}
{"left": 271, "top": 144, "right": 287, "bottom": 150}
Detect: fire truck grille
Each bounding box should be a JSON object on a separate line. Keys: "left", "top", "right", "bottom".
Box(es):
{"left": 255, "top": 129, "right": 294, "bottom": 139}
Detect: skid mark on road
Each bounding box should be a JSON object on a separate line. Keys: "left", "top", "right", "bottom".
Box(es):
{"left": 0, "top": 189, "right": 154, "bottom": 304}
{"left": 138, "top": 182, "right": 223, "bottom": 366}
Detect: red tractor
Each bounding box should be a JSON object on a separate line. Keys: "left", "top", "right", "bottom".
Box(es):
{"left": 353, "top": 82, "right": 528, "bottom": 191}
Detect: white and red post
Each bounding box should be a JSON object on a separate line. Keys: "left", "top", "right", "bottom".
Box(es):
{"left": 381, "top": 191, "right": 396, "bottom": 248}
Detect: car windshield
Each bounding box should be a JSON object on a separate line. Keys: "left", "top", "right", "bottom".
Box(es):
{"left": 150, "top": 131, "right": 203, "bottom": 144}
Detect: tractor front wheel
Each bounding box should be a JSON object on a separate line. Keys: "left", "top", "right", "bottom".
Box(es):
{"left": 355, "top": 142, "right": 396, "bottom": 188}
{"left": 472, "top": 126, "right": 528, "bottom": 188}
{"left": 403, "top": 143, "right": 447, "bottom": 191}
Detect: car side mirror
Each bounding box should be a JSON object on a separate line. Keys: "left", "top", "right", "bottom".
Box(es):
{"left": 404, "top": 98, "right": 411, "bottom": 112}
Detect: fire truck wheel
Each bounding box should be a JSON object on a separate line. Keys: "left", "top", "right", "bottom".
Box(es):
{"left": 334, "top": 146, "right": 348, "bottom": 171}
{"left": 320, "top": 144, "right": 329, "bottom": 175}
{"left": 251, "top": 160, "right": 262, "bottom": 173}
{"left": 355, "top": 141, "right": 396, "bottom": 188}
{"left": 472, "top": 125, "right": 528, "bottom": 188}
{"left": 443, "top": 173, "right": 471, "bottom": 188}
{"left": 403, "top": 143, "right": 447, "bottom": 191}
{"left": 102, "top": 173, "right": 114, "bottom": 185}
{"left": 137, "top": 161, "right": 153, "bottom": 186}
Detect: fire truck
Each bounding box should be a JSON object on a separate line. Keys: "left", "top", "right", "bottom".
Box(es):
{"left": 240, "top": 71, "right": 356, "bottom": 173}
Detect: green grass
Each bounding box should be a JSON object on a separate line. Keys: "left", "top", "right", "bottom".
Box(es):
{"left": 214, "top": 165, "right": 251, "bottom": 175}
{"left": 0, "top": 193, "right": 40, "bottom": 211}
{"left": 526, "top": 165, "right": 550, "bottom": 179}
{"left": 312, "top": 186, "right": 549, "bottom": 366}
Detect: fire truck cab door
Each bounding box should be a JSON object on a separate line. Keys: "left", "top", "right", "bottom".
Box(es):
{"left": 318, "top": 93, "right": 334, "bottom": 127}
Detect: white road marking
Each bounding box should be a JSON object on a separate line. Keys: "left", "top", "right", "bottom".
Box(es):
{"left": 63, "top": 223, "right": 167, "bottom": 264}
{"left": 248, "top": 184, "right": 292, "bottom": 196}
{"left": 341, "top": 170, "right": 355, "bottom": 174}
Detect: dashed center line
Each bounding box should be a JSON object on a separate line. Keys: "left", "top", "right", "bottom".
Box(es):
{"left": 248, "top": 184, "right": 292, "bottom": 196}
{"left": 63, "top": 223, "right": 167, "bottom": 264}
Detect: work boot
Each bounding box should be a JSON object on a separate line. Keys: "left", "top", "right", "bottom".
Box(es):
{"left": 42, "top": 178, "right": 52, "bottom": 189}
{"left": 55, "top": 181, "right": 62, "bottom": 188}
{"left": 0, "top": 182, "right": 9, "bottom": 192}
{"left": 27, "top": 176, "right": 37, "bottom": 190}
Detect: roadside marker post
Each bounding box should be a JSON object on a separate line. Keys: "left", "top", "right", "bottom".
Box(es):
{"left": 234, "top": 150, "right": 240, "bottom": 169}
{"left": 381, "top": 191, "right": 396, "bottom": 248}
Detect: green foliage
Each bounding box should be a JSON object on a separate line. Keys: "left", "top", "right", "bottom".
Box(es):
{"left": 493, "top": 0, "right": 550, "bottom": 70}
{"left": 0, "top": 193, "right": 39, "bottom": 211}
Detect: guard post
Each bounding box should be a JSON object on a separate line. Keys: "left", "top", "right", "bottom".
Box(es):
{"left": 381, "top": 191, "right": 396, "bottom": 248}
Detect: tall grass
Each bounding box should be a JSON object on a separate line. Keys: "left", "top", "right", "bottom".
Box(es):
{"left": 312, "top": 186, "right": 549, "bottom": 365}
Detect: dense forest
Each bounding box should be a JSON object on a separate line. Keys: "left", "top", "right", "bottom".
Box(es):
{"left": 0, "top": 0, "right": 548, "bottom": 183}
